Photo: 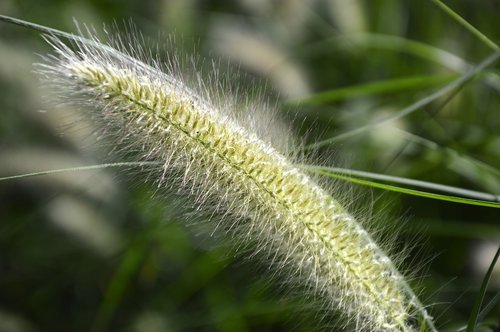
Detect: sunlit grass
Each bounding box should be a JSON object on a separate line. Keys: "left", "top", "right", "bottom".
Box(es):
{"left": 0, "top": 1, "right": 499, "bottom": 331}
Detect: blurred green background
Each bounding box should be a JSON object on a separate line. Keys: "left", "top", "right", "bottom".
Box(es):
{"left": 0, "top": 0, "right": 499, "bottom": 331}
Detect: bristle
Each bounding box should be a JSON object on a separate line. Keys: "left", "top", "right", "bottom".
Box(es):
{"left": 36, "top": 29, "right": 435, "bottom": 332}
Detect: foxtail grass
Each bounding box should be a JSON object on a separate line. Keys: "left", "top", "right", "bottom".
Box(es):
{"left": 1, "top": 16, "right": 439, "bottom": 331}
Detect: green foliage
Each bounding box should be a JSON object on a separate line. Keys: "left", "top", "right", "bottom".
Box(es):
{"left": 0, "top": 1, "right": 499, "bottom": 331}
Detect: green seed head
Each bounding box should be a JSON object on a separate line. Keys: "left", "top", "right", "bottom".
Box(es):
{"left": 37, "top": 31, "right": 435, "bottom": 332}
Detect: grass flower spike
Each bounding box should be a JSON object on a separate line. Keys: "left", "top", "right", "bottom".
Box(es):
{"left": 36, "top": 28, "right": 435, "bottom": 331}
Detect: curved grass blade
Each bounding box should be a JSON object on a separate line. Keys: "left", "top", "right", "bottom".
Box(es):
{"left": 457, "top": 291, "right": 500, "bottom": 331}
{"left": 304, "top": 49, "right": 500, "bottom": 150}
{"left": 397, "top": 130, "right": 500, "bottom": 183}
{"left": 91, "top": 236, "right": 148, "bottom": 332}
{"left": 466, "top": 245, "right": 500, "bottom": 332}
{"left": 477, "top": 291, "right": 500, "bottom": 324}
{"left": 430, "top": 0, "right": 498, "bottom": 51}
{"left": 298, "top": 33, "right": 500, "bottom": 94}
{"left": 302, "top": 165, "right": 500, "bottom": 208}
{"left": 0, "top": 15, "right": 187, "bottom": 96}
{"left": 0, "top": 15, "right": 132, "bottom": 59}
{"left": 0, "top": 162, "right": 161, "bottom": 182}
{"left": 300, "top": 33, "right": 468, "bottom": 72}
{"left": 288, "top": 74, "right": 457, "bottom": 106}
{"left": 302, "top": 165, "right": 500, "bottom": 202}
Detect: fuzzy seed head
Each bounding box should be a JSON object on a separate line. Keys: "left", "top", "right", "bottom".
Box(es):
{"left": 37, "top": 30, "right": 434, "bottom": 331}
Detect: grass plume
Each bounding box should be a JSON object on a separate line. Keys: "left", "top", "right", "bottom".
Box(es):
{"left": 6, "top": 18, "right": 438, "bottom": 331}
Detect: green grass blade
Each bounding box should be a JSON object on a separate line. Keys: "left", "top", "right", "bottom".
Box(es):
{"left": 288, "top": 74, "right": 457, "bottom": 105}
{"left": 303, "top": 165, "right": 499, "bottom": 202}
{"left": 466, "top": 245, "right": 500, "bottom": 332}
{"left": 91, "top": 238, "right": 148, "bottom": 332}
{"left": 303, "top": 165, "right": 500, "bottom": 208}
{"left": 0, "top": 15, "right": 82, "bottom": 40}
{"left": 397, "top": 129, "right": 500, "bottom": 181}
{"left": 430, "top": 0, "right": 498, "bottom": 51}
{"left": 457, "top": 291, "right": 500, "bottom": 331}
{"left": 299, "top": 33, "right": 500, "bottom": 94}
{"left": 301, "top": 33, "right": 468, "bottom": 72}
{"left": 0, "top": 15, "right": 175, "bottom": 88}
{"left": 477, "top": 291, "right": 500, "bottom": 323}
{"left": 305, "top": 49, "right": 500, "bottom": 150}
{"left": 0, "top": 162, "right": 161, "bottom": 182}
